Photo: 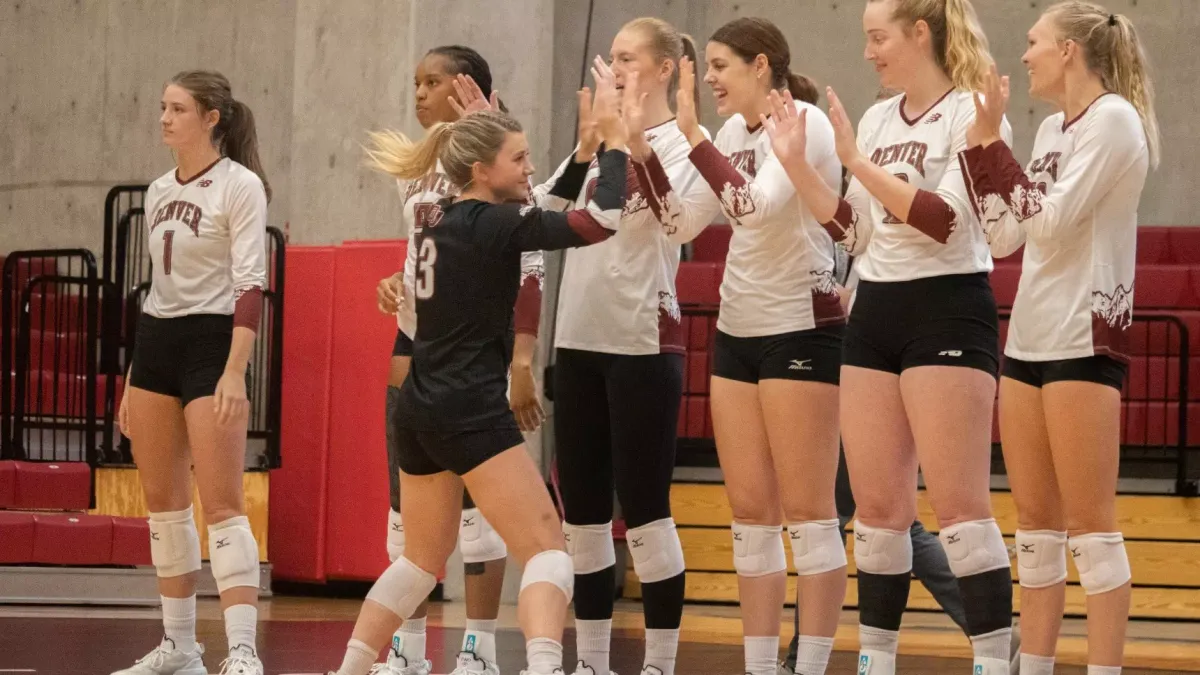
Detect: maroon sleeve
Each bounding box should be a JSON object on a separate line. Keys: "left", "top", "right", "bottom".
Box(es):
{"left": 688, "top": 140, "right": 746, "bottom": 196}
{"left": 973, "top": 140, "right": 1043, "bottom": 220}
{"left": 631, "top": 150, "right": 674, "bottom": 222}
{"left": 907, "top": 190, "right": 958, "bottom": 244}
{"left": 820, "top": 199, "right": 856, "bottom": 241}
{"left": 233, "top": 286, "right": 263, "bottom": 331}
{"left": 564, "top": 210, "right": 615, "bottom": 244}
{"left": 513, "top": 275, "right": 543, "bottom": 337}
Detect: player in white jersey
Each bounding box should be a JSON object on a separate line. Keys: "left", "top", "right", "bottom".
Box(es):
{"left": 650, "top": 17, "right": 846, "bottom": 675}
{"left": 542, "top": 17, "right": 710, "bottom": 675}
{"left": 958, "top": 4, "right": 1159, "bottom": 674}
{"left": 371, "top": 45, "right": 538, "bottom": 675}
{"left": 766, "top": 2, "right": 1015, "bottom": 673}
{"left": 112, "top": 71, "right": 269, "bottom": 675}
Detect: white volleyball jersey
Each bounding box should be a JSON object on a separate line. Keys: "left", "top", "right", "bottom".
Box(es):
{"left": 396, "top": 162, "right": 544, "bottom": 338}
{"left": 690, "top": 104, "right": 844, "bottom": 337}
{"left": 961, "top": 94, "right": 1148, "bottom": 362}
{"left": 828, "top": 91, "right": 1012, "bottom": 283}
{"left": 550, "top": 120, "right": 718, "bottom": 355}
{"left": 142, "top": 157, "right": 268, "bottom": 318}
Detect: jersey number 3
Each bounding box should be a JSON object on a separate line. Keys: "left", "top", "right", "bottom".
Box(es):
{"left": 415, "top": 237, "right": 437, "bottom": 300}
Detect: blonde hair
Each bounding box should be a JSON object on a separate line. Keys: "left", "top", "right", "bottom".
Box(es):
{"left": 871, "top": 0, "right": 993, "bottom": 91}
{"left": 1047, "top": 1, "right": 1160, "bottom": 168}
{"left": 621, "top": 17, "right": 701, "bottom": 110}
{"left": 365, "top": 111, "right": 523, "bottom": 187}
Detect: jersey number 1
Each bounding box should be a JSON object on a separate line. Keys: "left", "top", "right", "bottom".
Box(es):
{"left": 415, "top": 237, "right": 437, "bottom": 300}
{"left": 161, "top": 230, "right": 175, "bottom": 275}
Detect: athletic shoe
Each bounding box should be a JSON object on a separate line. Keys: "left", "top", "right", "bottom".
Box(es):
{"left": 110, "top": 638, "right": 207, "bottom": 675}
{"left": 217, "top": 645, "right": 263, "bottom": 675}
{"left": 446, "top": 651, "right": 500, "bottom": 675}
{"left": 370, "top": 650, "right": 433, "bottom": 675}
{"left": 571, "top": 663, "right": 616, "bottom": 675}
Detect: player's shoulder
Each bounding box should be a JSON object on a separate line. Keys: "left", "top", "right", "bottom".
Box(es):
{"left": 861, "top": 92, "right": 905, "bottom": 126}
{"left": 715, "top": 114, "right": 751, "bottom": 147}
{"left": 1086, "top": 93, "right": 1141, "bottom": 131}
{"left": 221, "top": 159, "right": 265, "bottom": 192}
{"left": 648, "top": 119, "right": 708, "bottom": 160}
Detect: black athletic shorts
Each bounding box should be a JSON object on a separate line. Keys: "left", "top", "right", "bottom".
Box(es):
{"left": 1003, "top": 355, "right": 1127, "bottom": 391}
{"left": 843, "top": 272, "right": 999, "bottom": 377}
{"left": 713, "top": 325, "right": 844, "bottom": 385}
{"left": 393, "top": 423, "right": 524, "bottom": 477}
{"left": 392, "top": 329, "right": 414, "bottom": 357}
{"left": 130, "top": 313, "right": 249, "bottom": 406}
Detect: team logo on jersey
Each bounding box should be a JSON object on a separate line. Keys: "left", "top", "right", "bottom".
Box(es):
{"left": 1093, "top": 284, "right": 1133, "bottom": 330}
{"left": 150, "top": 199, "right": 203, "bottom": 237}
{"left": 1029, "top": 151, "right": 1062, "bottom": 182}
{"left": 414, "top": 202, "right": 444, "bottom": 229}
{"left": 719, "top": 182, "right": 757, "bottom": 222}
{"left": 870, "top": 141, "right": 929, "bottom": 177}
{"left": 726, "top": 149, "right": 758, "bottom": 177}
{"left": 925, "top": 113, "right": 943, "bottom": 124}
{"left": 197, "top": 179, "right": 213, "bottom": 187}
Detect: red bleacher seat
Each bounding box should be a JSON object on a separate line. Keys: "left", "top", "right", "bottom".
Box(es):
{"left": 678, "top": 395, "right": 708, "bottom": 438}
{"left": 687, "top": 314, "right": 715, "bottom": 351}
{"left": 1128, "top": 310, "right": 1200, "bottom": 355}
{"left": 691, "top": 225, "right": 732, "bottom": 262}
{"left": 24, "top": 329, "right": 85, "bottom": 374}
{"left": 32, "top": 513, "right": 112, "bottom": 565}
{"left": 1125, "top": 356, "right": 1200, "bottom": 401}
{"left": 10, "top": 371, "right": 119, "bottom": 416}
{"left": 1120, "top": 401, "right": 1200, "bottom": 446}
{"left": 1168, "top": 227, "right": 1200, "bottom": 264}
{"left": 676, "top": 262, "right": 723, "bottom": 306}
{"left": 111, "top": 517, "right": 152, "bottom": 566}
{"left": 13, "top": 461, "right": 90, "bottom": 511}
{"left": 1135, "top": 265, "right": 1197, "bottom": 308}
{"left": 989, "top": 264, "right": 1022, "bottom": 307}
{"left": 1137, "top": 227, "right": 1171, "bottom": 264}
{"left": 0, "top": 460, "right": 15, "bottom": 508}
{"left": 0, "top": 511, "right": 36, "bottom": 563}
{"left": 6, "top": 257, "right": 58, "bottom": 291}
{"left": 685, "top": 350, "right": 709, "bottom": 395}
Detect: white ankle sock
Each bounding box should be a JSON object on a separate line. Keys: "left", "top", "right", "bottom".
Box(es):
{"left": 971, "top": 627, "right": 1012, "bottom": 661}
{"left": 338, "top": 638, "right": 377, "bottom": 675}
{"left": 1088, "top": 666, "right": 1122, "bottom": 675}
{"left": 744, "top": 636, "right": 779, "bottom": 675}
{"left": 223, "top": 604, "right": 257, "bottom": 654}
{"left": 161, "top": 595, "right": 197, "bottom": 653}
{"left": 463, "top": 618, "right": 498, "bottom": 663}
{"left": 795, "top": 635, "right": 835, "bottom": 675}
{"left": 644, "top": 627, "right": 680, "bottom": 675}
{"left": 1020, "top": 653, "right": 1055, "bottom": 675}
{"left": 399, "top": 616, "right": 427, "bottom": 664}
{"left": 575, "top": 619, "right": 611, "bottom": 673}
{"left": 526, "top": 637, "right": 563, "bottom": 674}
{"left": 858, "top": 625, "right": 899, "bottom": 674}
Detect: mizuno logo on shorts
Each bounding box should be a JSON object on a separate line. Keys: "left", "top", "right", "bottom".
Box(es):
{"left": 789, "top": 359, "right": 813, "bottom": 371}
{"left": 938, "top": 350, "right": 963, "bottom": 357}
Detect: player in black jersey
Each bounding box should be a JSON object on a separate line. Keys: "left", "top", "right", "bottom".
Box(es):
{"left": 324, "top": 81, "right": 632, "bottom": 675}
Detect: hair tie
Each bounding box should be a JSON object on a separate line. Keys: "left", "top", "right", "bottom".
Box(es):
{"left": 1108, "top": 13, "right": 1117, "bottom": 26}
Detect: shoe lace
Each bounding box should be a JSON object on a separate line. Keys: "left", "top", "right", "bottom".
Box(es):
{"left": 134, "top": 645, "right": 170, "bottom": 669}
{"left": 449, "top": 651, "right": 493, "bottom": 674}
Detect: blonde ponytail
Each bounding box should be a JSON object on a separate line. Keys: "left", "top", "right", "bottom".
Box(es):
{"left": 365, "top": 111, "right": 524, "bottom": 187}
{"left": 872, "top": 0, "right": 993, "bottom": 91}
{"left": 1048, "top": 2, "right": 1160, "bottom": 168}
{"left": 365, "top": 123, "right": 454, "bottom": 181}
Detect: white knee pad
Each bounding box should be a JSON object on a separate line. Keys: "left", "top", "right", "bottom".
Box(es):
{"left": 366, "top": 556, "right": 438, "bottom": 619}
{"left": 627, "top": 518, "right": 686, "bottom": 584}
{"left": 148, "top": 506, "right": 202, "bottom": 578}
{"left": 520, "top": 549, "right": 574, "bottom": 601}
{"left": 788, "top": 519, "right": 848, "bottom": 576}
{"left": 208, "top": 515, "right": 260, "bottom": 592}
{"left": 852, "top": 521, "right": 913, "bottom": 575}
{"left": 1015, "top": 530, "right": 1068, "bottom": 589}
{"left": 562, "top": 521, "right": 616, "bottom": 574}
{"left": 387, "top": 509, "right": 405, "bottom": 563}
{"left": 730, "top": 522, "right": 786, "bottom": 578}
{"left": 1070, "top": 532, "right": 1131, "bottom": 595}
{"left": 937, "top": 519, "right": 1011, "bottom": 578}
{"left": 459, "top": 508, "right": 508, "bottom": 563}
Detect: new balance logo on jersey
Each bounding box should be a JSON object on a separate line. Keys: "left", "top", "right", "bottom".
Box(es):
{"left": 925, "top": 113, "right": 943, "bottom": 124}
{"left": 197, "top": 179, "right": 213, "bottom": 187}
{"left": 938, "top": 350, "right": 963, "bottom": 357}
{"left": 788, "top": 359, "right": 813, "bottom": 371}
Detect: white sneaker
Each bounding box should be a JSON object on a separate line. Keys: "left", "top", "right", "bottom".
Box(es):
{"left": 369, "top": 649, "right": 432, "bottom": 675}
{"left": 110, "top": 639, "right": 207, "bottom": 675}
{"left": 571, "top": 663, "right": 616, "bottom": 675}
{"left": 218, "top": 645, "right": 263, "bottom": 675}
{"left": 447, "top": 651, "right": 500, "bottom": 675}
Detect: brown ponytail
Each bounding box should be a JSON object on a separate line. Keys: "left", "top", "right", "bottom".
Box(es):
{"left": 710, "top": 17, "right": 817, "bottom": 104}
{"left": 680, "top": 33, "right": 702, "bottom": 110}
{"left": 787, "top": 73, "right": 820, "bottom": 105}
{"left": 169, "top": 70, "right": 272, "bottom": 202}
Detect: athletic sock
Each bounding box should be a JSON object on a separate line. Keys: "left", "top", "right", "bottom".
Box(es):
{"left": 462, "top": 618, "right": 498, "bottom": 663}
{"left": 161, "top": 595, "right": 197, "bottom": 653}
{"left": 575, "top": 618, "right": 611, "bottom": 674}
{"left": 744, "top": 636, "right": 779, "bottom": 675}
{"left": 526, "top": 637, "right": 563, "bottom": 674}
{"left": 1088, "top": 666, "right": 1122, "bottom": 675}
{"left": 1020, "top": 653, "right": 1055, "bottom": 675}
{"left": 858, "top": 625, "right": 899, "bottom": 675}
{"left": 223, "top": 604, "right": 257, "bottom": 654}
{"left": 644, "top": 627, "right": 680, "bottom": 675}
{"left": 337, "top": 638, "right": 377, "bottom": 675}
{"left": 399, "top": 616, "right": 427, "bottom": 664}
{"left": 795, "top": 635, "right": 835, "bottom": 675}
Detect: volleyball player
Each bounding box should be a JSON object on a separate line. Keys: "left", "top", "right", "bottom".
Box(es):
{"left": 323, "top": 75, "right": 631, "bottom": 675}
{"left": 372, "top": 45, "right": 540, "bottom": 675}
{"left": 543, "top": 17, "right": 717, "bottom": 675}
{"left": 111, "top": 71, "right": 270, "bottom": 675}
{"left": 958, "top": 4, "right": 1158, "bottom": 673}
{"left": 643, "top": 17, "right": 845, "bottom": 675}
{"left": 765, "top": 1, "right": 1015, "bottom": 672}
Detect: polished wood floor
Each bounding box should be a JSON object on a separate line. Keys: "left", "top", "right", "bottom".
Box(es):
{"left": 0, "top": 598, "right": 1194, "bottom": 673}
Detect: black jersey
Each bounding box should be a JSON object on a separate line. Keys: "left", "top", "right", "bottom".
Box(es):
{"left": 396, "top": 149, "right": 629, "bottom": 431}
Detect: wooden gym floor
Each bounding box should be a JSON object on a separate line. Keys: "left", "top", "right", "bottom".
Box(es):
{"left": 0, "top": 598, "right": 1195, "bottom": 674}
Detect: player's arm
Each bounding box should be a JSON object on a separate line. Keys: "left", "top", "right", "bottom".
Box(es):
{"left": 959, "top": 150, "right": 1026, "bottom": 259}
{"left": 960, "top": 106, "right": 1144, "bottom": 243}
{"left": 531, "top": 150, "right": 591, "bottom": 212}
{"left": 631, "top": 138, "right": 723, "bottom": 244}
{"left": 217, "top": 174, "right": 269, "bottom": 423}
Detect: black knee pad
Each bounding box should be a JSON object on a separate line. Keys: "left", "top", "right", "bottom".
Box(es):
{"left": 640, "top": 572, "right": 686, "bottom": 629}
{"left": 385, "top": 386, "right": 403, "bottom": 512}
{"left": 957, "top": 567, "right": 1014, "bottom": 636}
{"left": 573, "top": 566, "right": 616, "bottom": 620}
{"left": 857, "top": 572, "right": 912, "bottom": 631}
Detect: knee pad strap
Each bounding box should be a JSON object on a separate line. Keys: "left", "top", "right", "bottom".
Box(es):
{"left": 387, "top": 509, "right": 405, "bottom": 563}
{"left": 731, "top": 522, "right": 786, "bottom": 578}
{"left": 563, "top": 521, "right": 616, "bottom": 574}
{"left": 520, "top": 549, "right": 574, "bottom": 601}
{"left": 459, "top": 508, "right": 508, "bottom": 563}
{"left": 627, "top": 518, "right": 685, "bottom": 584}
{"left": 1015, "top": 529, "right": 1067, "bottom": 589}
{"left": 148, "top": 506, "right": 202, "bottom": 578}
{"left": 938, "top": 518, "right": 1010, "bottom": 578}
{"left": 367, "top": 556, "right": 437, "bottom": 619}
{"left": 208, "top": 516, "right": 260, "bottom": 592}
{"left": 1070, "top": 532, "right": 1131, "bottom": 595}
{"left": 788, "top": 519, "right": 847, "bottom": 576}
{"left": 853, "top": 521, "right": 913, "bottom": 575}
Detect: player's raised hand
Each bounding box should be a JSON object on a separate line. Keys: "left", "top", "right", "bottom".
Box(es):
{"left": 575, "top": 86, "right": 600, "bottom": 162}
{"left": 762, "top": 89, "right": 809, "bottom": 167}
{"left": 675, "top": 56, "right": 704, "bottom": 147}
{"left": 968, "top": 63, "right": 1009, "bottom": 148}
{"left": 620, "top": 71, "right": 647, "bottom": 140}
{"left": 592, "top": 64, "right": 627, "bottom": 150}
{"left": 826, "top": 87, "right": 862, "bottom": 168}
{"left": 448, "top": 74, "right": 499, "bottom": 117}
